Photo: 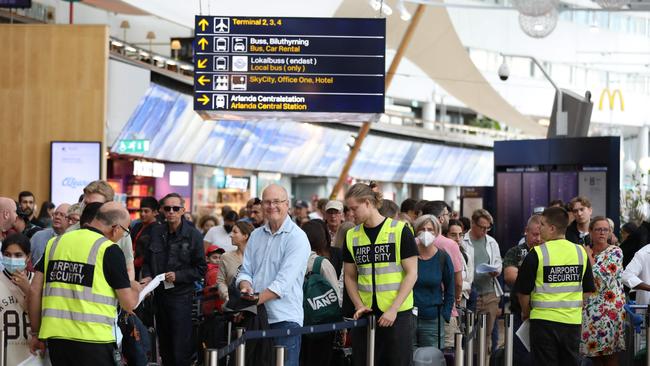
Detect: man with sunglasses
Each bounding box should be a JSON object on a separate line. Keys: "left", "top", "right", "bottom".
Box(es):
{"left": 141, "top": 193, "right": 206, "bottom": 366}
{"left": 461, "top": 209, "right": 503, "bottom": 355}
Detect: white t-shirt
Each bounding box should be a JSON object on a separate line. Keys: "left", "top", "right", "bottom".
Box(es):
{"left": 204, "top": 225, "right": 235, "bottom": 252}
{"left": 0, "top": 270, "right": 33, "bottom": 366}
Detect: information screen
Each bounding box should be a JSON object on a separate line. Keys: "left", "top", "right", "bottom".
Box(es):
{"left": 0, "top": 0, "right": 31, "bottom": 8}
{"left": 193, "top": 16, "right": 385, "bottom": 114}
{"left": 50, "top": 142, "right": 101, "bottom": 206}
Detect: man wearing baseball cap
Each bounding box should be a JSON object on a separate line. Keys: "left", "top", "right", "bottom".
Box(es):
{"left": 324, "top": 200, "right": 344, "bottom": 246}
{"left": 293, "top": 200, "right": 310, "bottom": 227}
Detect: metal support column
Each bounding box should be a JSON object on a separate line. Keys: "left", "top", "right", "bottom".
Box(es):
{"left": 235, "top": 327, "right": 246, "bottom": 366}
{"left": 329, "top": 4, "right": 427, "bottom": 199}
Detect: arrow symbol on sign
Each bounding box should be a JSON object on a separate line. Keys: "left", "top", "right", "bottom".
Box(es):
{"left": 198, "top": 18, "right": 209, "bottom": 32}
{"left": 198, "top": 37, "right": 208, "bottom": 51}
{"left": 197, "top": 75, "right": 210, "bottom": 86}
{"left": 197, "top": 58, "right": 207, "bottom": 69}
{"left": 198, "top": 95, "right": 210, "bottom": 105}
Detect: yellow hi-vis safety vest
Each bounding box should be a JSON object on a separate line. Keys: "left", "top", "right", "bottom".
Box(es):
{"left": 346, "top": 218, "right": 413, "bottom": 312}
{"left": 530, "top": 239, "right": 587, "bottom": 325}
{"left": 40, "top": 229, "right": 118, "bottom": 343}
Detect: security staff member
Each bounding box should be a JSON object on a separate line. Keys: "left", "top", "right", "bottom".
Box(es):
{"left": 515, "top": 207, "right": 595, "bottom": 366}
{"left": 28, "top": 202, "right": 141, "bottom": 366}
{"left": 343, "top": 183, "right": 418, "bottom": 366}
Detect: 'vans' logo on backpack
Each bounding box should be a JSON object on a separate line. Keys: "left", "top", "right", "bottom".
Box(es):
{"left": 307, "top": 289, "right": 338, "bottom": 310}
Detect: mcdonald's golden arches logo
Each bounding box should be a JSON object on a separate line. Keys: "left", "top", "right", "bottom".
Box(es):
{"left": 599, "top": 88, "right": 624, "bottom": 111}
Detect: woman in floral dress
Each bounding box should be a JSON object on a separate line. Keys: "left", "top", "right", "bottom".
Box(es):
{"left": 581, "top": 216, "right": 626, "bottom": 366}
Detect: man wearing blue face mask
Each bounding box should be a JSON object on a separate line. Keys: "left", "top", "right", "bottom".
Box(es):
{"left": 0, "top": 233, "right": 34, "bottom": 365}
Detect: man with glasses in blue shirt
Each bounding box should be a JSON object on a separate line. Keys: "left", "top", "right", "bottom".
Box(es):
{"left": 237, "top": 184, "right": 310, "bottom": 366}
{"left": 141, "top": 193, "right": 206, "bottom": 366}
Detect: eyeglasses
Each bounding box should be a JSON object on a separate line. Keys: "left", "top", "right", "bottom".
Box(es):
{"left": 67, "top": 216, "right": 80, "bottom": 224}
{"left": 113, "top": 224, "right": 131, "bottom": 237}
{"left": 475, "top": 223, "right": 492, "bottom": 231}
{"left": 163, "top": 206, "right": 182, "bottom": 212}
{"left": 53, "top": 212, "right": 67, "bottom": 218}
{"left": 262, "top": 199, "right": 287, "bottom": 207}
{"left": 593, "top": 227, "right": 610, "bottom": 233}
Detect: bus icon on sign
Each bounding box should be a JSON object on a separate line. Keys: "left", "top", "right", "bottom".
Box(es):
{"left": 214, "top": 37, "right": 229, "bottom": 52}
{"left": 232, "top": 37, "right": 247, "bottom": 52}
{"left": 214, "top": 56, "right": 228, "bottom": 71}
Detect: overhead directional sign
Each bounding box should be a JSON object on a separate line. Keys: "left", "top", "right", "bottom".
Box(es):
{"left": 193, "top": 16, "right": 385, "bottom": 114}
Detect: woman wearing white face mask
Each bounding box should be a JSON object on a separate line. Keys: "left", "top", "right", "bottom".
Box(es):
{"left": 413, "top": 215, "right": 455, "bottom": 350}
{"left": 0, "top": 233, "right": 34, "bottom": 365}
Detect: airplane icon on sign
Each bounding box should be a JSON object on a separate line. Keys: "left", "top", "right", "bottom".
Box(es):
{"left": 214, "top": 18, "right": 230, "bottom": 33}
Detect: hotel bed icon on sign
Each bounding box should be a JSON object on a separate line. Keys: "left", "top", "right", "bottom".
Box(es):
{"left": 231, "top": 75, "right": 247, "bottom": 91}
{"left": 213, "top": 94, "right": 228, "bottom": 109}
{"left": 214, "top": 75, "right": 229, "bottom": 91}
{"left": 214, "top": 18, "right": 230, "bottom": 33}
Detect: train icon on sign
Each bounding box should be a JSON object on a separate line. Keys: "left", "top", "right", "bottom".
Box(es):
{"left": 214, "top": 37, "right": 229, "bottom": 52}
{"left": 213, "top": 94, "right": 228, "bottom": 109}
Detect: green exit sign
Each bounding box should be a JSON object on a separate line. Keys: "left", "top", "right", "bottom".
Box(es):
{"left": 117, "top": 140, "right": 150, "bottom": 154}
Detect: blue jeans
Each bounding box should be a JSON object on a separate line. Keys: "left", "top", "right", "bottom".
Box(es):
{"left": 415, "top": 317, "right": 445, "bottom": 349}
{"left": 270, "top": 321, "right": 301, "bottom": 366}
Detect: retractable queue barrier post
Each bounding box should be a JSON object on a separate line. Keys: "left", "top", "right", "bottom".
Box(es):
{"left": 204, "top": 349, "right": 218, "bottom": 366}
{"left": 477, "top": 313, "right": 487, "bottom": 366}
{"left": 504, "top": 313, "right": 514, "bottom": 366}
{"left": 646, "top": 305, "right": 650, "bottom": 366}
{"left": 275, "top": 345, "right": 285, "bottom": 366}
{"left": 0, "top": 329, "right": 4, "bottom": 366}
{"left": 454, "top": 332, "right": 464, "bottom": 366}
{"left": 227, "top": 321, "right": 233, "bottom": 366}
{"left": 236, "top": 327, "right": 246, "bottom": 366}
{"left": 367, "top": 315, "right": 376, "bottom": 366}
{"left": 465, "top": 310, "right": 474, "bottom": 366}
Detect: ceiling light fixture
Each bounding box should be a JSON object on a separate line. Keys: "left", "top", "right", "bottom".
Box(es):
{"left": 397, "top": 0, "right": 412, "bottom": 21}
{"left": 519, "top": 8, "right": 558, "bottom": 38}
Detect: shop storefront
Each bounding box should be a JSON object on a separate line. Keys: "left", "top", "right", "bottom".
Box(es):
{"left": 192, "top": 165, "right": 255, "bottom": 218}
{"left": 108, "top": 155, "right": 193, "bottom": 219}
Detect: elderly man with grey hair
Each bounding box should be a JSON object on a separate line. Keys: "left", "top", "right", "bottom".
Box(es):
{"left": 29, "top": 201, "right": 141, "bottom": 365}
{"left": 30, "top": 203, "right": 71, "bottom": 265}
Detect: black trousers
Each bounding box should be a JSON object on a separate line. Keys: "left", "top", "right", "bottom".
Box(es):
{"left": 300, "top": 332, "right": 335, "bottom": 366}
{"left": 530, "top": 319, "right": 581, "bottom": 366}
{"left": 48, "top": 338, "right": 116, "bottom": 366}
{"left": 155, "top": 292, "right": 194, "bottom": 366}
{"left": 512, "top": 312, "right": 532, "bottom": 366}
{"left": 351, "top": 311, "right": 414, "bottom": 366}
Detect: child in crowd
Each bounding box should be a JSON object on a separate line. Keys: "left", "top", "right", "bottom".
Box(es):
{"left": 202, "top": 245, "right": 225, "bottom": 316}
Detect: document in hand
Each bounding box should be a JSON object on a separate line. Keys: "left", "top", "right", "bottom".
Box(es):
{"left": 475, "top": 263, "right": 500, "bottom": 274}
{"left": 516, "top": 319, "right": 531, "bottom": 352}
{"left": 137, "top": 273, "right": 166, "bottom": 307}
